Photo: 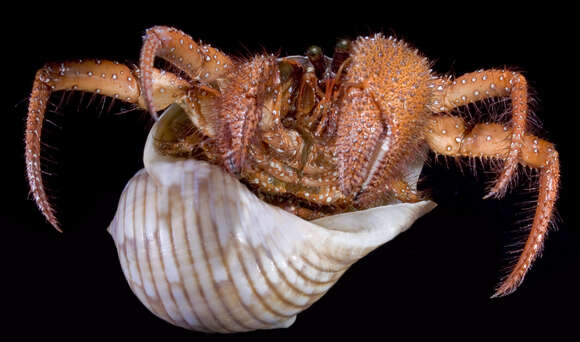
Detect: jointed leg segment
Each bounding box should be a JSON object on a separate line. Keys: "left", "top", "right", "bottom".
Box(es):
{"left": 26, "top": 59, "right": 189, "bottom": 231}
{"left": 426, "top": 115, "right": 559, "bottom": 296}
{"left": 139, "top": 26, "right": 232, "bottom": 119}
{"left": 431, "top": 69, "right": 530, "bottom": 199}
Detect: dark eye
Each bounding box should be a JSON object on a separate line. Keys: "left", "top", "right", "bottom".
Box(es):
{"left": 306, "top": 45, "right": 323, "bottom": 62}
{"left": 335, "top": 39, "right": 351, "bottom": 53}
{"left": 330, "top": 39, "right": 351, "bottom": 74}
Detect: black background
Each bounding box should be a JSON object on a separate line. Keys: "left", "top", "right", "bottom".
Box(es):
{"left": 4, "top": 5, "right": 578, "bottom": 341}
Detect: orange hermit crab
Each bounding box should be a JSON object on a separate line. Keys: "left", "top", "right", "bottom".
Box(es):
{"left": 25, "top": 26, "right": 559, "bottom": 332}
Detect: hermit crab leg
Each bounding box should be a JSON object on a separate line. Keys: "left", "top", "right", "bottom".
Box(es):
{"left": 430, "top": 70, "right": 530, "bottom": 199}
{"left": 26, "top": 60, "right": 189, "bottom": 231}
{"left": 425, "top": 115, "right": 559, "bottom": 296}
{"left": 139, "top": 26, "right": 232, "bottom": 119}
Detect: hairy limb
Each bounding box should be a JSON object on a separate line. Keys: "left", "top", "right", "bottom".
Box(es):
{"left": 216, "top": 55, "right": 279, "bottom": 174}
{"left": 426, "top": 115, "right": 559, "bottom": 296}
{"left": 335, "top": 88, "right": 384, "bottom": 198}
{"left": 139, "top": 26, "right": 232, "bottom": 119}
{"left": 430, "top": 69, "right": 530, "bottom": 199}
{"left": 26, "top": 60, "right": 189, "bottom": 231}
{"left": 335, "top": 35, "right": 432, "bottom": 206}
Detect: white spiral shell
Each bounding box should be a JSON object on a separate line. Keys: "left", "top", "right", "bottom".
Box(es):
{"left": 106, "top": 105, "right": 436, "bottom": 333}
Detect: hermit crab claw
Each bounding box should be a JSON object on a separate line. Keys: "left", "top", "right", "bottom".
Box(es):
{"left": 107, "top": 104, "right": 436, "bottom": 333}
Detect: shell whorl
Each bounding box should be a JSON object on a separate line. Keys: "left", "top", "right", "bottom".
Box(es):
{"left": 107, "top": 105, "right": 436, "bottom": 332}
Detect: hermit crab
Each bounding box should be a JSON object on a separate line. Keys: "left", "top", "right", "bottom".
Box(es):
{"left": 25, "top": 26, "right": 559, "bottom": 332}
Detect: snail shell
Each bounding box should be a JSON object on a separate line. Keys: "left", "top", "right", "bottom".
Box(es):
{"left": 107, "top": 105, "right": 436, "bottom": 333}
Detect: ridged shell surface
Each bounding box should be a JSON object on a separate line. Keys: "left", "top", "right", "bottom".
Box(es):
{"left": 106, "top": 105, "right": 436, "bottom": 332}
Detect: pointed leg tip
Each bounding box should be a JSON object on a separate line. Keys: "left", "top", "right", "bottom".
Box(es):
{"left": 483, "top": 183, "right": 506, "bottom": 200}
{"left": 490, "top": 285, "right": 507, "bottom": 299}
{"left": 40, "top": 210, "right": 62, "bottom": 232}
{"left": 490, "top": 286, "right": 513, "bottom": 299}
{"left": 482, "top": 192, "right": 495, "bottom": 200}
{"left": 490, "top": 274, "right": 522, "bottom": 298}
{"left": 46, "top": 213, "right": 62, "bottom": 233}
